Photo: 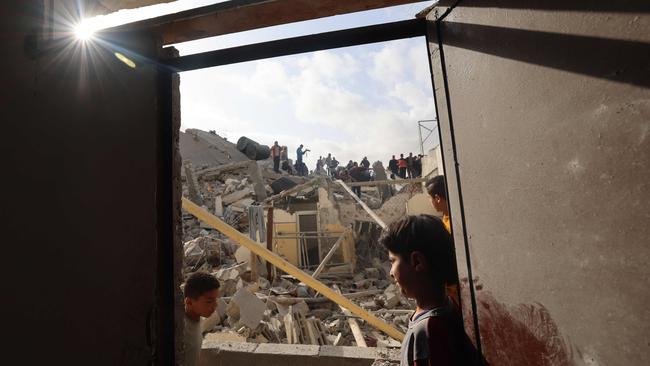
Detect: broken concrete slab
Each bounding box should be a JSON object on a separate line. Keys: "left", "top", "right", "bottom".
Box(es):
{"left": 231, "top": 197, "right": 255, "bottom": 210}
{"left": 222, "top": 187, "right": 253, "bottom": 205}
{"left": 231, "top": 288, "right": 266, "bottom": 329}
{"left": 203, "top": 331, "right": 247, "bottom": 343}
{"left": 214, "top": 196, "right": 224, "bottom": 216}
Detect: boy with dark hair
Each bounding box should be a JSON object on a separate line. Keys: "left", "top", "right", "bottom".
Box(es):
{"left": 184, "top": 272, "right": 221, "bottom": 366}
{"left": 426, "top": 175, "right": 450, "bottom": 233}
{"left": 381, "top": 215, "right": 482, "bottom": 366}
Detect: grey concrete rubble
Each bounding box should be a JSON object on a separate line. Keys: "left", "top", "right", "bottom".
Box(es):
{"left": 180, "top": 129, "right": 424, "bottom": 347}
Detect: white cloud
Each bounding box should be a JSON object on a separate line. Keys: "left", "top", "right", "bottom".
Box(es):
{"left": 179, "top": 38, "right": 436, "bottom": 170}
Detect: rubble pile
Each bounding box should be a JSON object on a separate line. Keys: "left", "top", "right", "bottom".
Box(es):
{"left": 180, "top": 130, "right": 423, "bottom": 348}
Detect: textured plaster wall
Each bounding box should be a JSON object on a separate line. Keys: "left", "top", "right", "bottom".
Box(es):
{"left": 430, "top": 1, "right": 650, "bottom": 365}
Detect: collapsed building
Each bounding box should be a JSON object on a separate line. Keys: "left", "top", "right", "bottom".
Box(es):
{"left": 179, "top": 129, "right": 441, "bottom": 348}
{"left": 4, "top": 1, "right": 648, "bottom": 366}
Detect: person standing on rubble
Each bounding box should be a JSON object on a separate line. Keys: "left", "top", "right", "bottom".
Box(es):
{"left": 346, "top": 160, "right": 354, "bottom": 170}
{"left": 325, "top": 153, "right": 332, "bottom": 175}
{"left": 348, "top": 162, "right": 368, "bottom": 198}
{"left": 406, "top": 152, "right": 415, "bottom": 179}
{"left": 361, "top": 156, "right": 371, "bottom": 169}
{"left": 388, "top": 155, "right": 399, "bottom": 178}
{"left": 329, "top": 156, "right": 339, "bottom": 178}
{"left": 398, "top": 154, "right": 408, "bottom": 178}
{"left": 296, "top": 144, "right": 310, "bottom": 176}
{"left": 415, "top": 154, "right": 423, "bottom": 177}
{"left": 381, "top": 215, "right": 483, "bottom": 366}
{"left": 184, "top": 272, "right": 221, "bottom": 366}
{"left": 271, "top": 141, "right": 282, "bottom": 173}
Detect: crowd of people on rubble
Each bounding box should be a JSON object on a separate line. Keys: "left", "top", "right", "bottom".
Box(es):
{"left": 270, "top": 141, "right": 425, "bottom": 188}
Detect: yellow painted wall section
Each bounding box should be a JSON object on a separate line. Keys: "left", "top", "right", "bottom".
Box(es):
{"left": 273, "top": 209, "right": 298, "bottom": 265}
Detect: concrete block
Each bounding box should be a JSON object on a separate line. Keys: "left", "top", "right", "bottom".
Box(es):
{"left": 222, "top": 187, "right": 253, "bottom": 205}
{"left": 203, "top": 331, "right": 247, "bottom": 344}
{"left": 231, "top": 288, "right": 266, "bottom": 329}
{"left": 214, "top": 196, "right": 224, "bottom": 216}
{"left": 202, "top": 340, "right": 257, "bottom": 352}
{"left": 254, "top": 343, "right": 320, "bottom": 357}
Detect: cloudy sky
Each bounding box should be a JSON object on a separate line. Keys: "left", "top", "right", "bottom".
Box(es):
{"left": 83, "top": 0, "right": 439, "bottom": 169}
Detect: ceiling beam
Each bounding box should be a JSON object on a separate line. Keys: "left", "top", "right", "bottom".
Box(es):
{"left": 106, "top": 0, "right": 428, "bottom": 45}
{"left": 161, "top": 18, "right": 426, "bottom": 71}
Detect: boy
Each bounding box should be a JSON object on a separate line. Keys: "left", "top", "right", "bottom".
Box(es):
{"left": 381, "top": 215, "right": 482, "bottom": 366}
{"left": 426, "top": 175, "right": 450, "bottom": 233}
{"left": 184, "top": 272, "right": 221, "bottom": 366}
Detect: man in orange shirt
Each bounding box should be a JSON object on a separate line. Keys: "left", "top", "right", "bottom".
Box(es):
{"left": 398, "top": 154, "right": 408, "bottom": 178}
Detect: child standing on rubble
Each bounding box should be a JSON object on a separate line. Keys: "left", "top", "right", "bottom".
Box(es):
{"left": 184, "top": 272, "right": 221, "bottom": 366}
{"left": 381, "top": 215, "right": 483, "bottom": 366}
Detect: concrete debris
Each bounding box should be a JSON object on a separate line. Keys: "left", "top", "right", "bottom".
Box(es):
{"left": 222, "top": 187, "right": 253, "bottom": 205}
{"left": 232, "top": 288, "right": 266, "bottom": 329}
{"left": 181, "top": 128, "right": 423, "bottom": 346}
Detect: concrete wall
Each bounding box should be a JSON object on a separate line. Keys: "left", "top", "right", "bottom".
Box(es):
{"left": 406, "top": 193, "right": 437, "bottom": 216}
{"left": 200, "top": 342, "right": 399, "bottom": 366}
{"left": 428, "top": 1, "right": 649, "bottom": 365}
{"left": 420, "top": 145, "right": 444, "bottom": 178}
{"left": 1, "top": 1, "right": 175, "bottom": 364}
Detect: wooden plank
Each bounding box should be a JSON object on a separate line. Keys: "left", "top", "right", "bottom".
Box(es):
{"left": 311, "top": 229, "right": 348, "bottom": 278}
{"left": 266, "top": 207, "right": 274, "bottom": 281}
{"left": 346, "top": 177, "right": 427, "bottom": 187}
{"left": 305, "top": 318, "right": 319, "bottom": 345}
{"left": 107, "top": 0, "right": 427, "bottom": 45}
{"left": 182, "top": 197, "right": 404, "bottom": 341}
{"left": 333, "top": 285, "right": 367, "bottom": 347}
{"left": 335, "top": 180, "right": 387, "bottom": 230}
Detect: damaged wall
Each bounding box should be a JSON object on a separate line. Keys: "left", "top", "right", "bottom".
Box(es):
{"left": 2, "top": 1, "right": 175, "bottom": 364}
{"left": 429, "top": 1, "right": 650, "bottom": 365}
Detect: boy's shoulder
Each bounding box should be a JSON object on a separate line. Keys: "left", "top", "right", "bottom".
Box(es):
{"left": 405, "top": 307, "right": 482, "bottom": 366}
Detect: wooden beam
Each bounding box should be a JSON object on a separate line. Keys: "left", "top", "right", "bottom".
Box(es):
{"left": 182, "top": 197, "right": 404, "bottom": 341}
{"left": 163, "top": 19, "right": 426, "bottom": 72}
{"left": 333, "top": 285, "right": 367, "bottom": 347}
{"left": 346, "top": 177, "right": 427, "bottom": 187}
{"left": 106, "top": 0, "right": 427, "bottom": 45}
{"left": 266, "top": 206, "right": 274, "bottom": 282}
{"left": 311, "top": 229, "right": 348, "bottom": 278}
{"left": 336, "top": 180, "right": 388, "bottom": 229}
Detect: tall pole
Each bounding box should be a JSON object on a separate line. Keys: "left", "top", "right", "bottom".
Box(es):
{"left": 418, "top": 121, "right": 424, "bottom": 156}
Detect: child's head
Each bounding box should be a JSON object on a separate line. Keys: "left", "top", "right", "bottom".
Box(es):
{"left": 380, "top": 215, "right": 455, "bottom": 301}
{"left": 426, "top": 175, "right": 448, "bottom": 214}
{"left": 184, "top": 272, "right": 221, "bottom": 318}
